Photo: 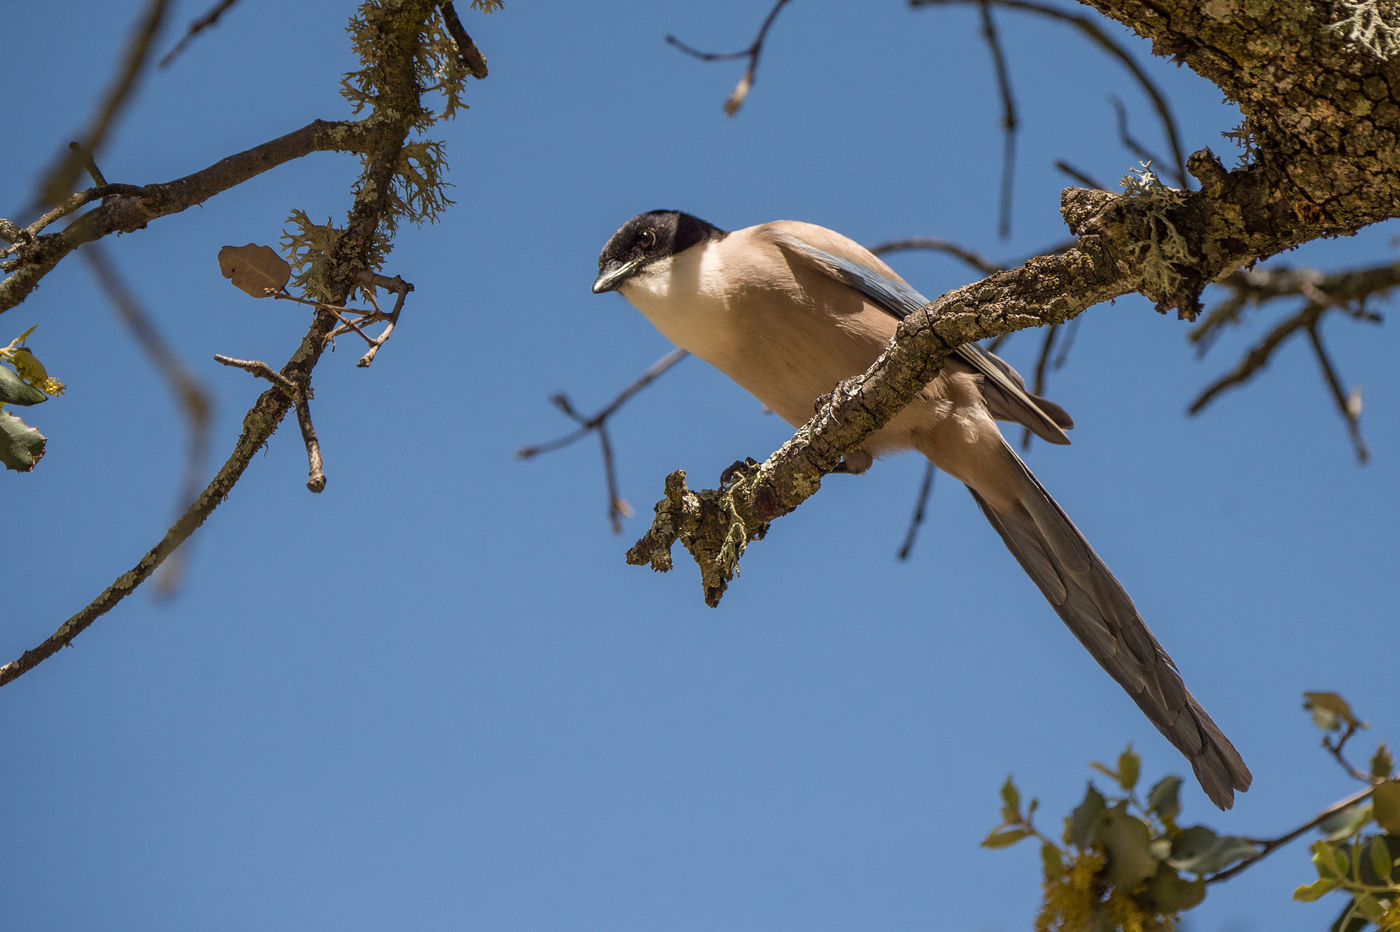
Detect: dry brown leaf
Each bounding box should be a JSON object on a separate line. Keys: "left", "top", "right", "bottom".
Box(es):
{"left": 218, "top": 244, "right": 291, "bottom": 298}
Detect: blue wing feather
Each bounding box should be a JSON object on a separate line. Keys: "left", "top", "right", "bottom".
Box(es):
{"left": 773, "top": 234, "right": 1071, "bottom": 444}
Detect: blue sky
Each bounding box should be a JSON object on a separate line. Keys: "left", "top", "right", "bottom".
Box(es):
{"left": 5, "top": 1, "right": 1397, "bottom": 929}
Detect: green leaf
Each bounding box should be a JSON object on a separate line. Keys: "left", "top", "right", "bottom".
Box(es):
{"left": 1320, "top": 802, "right": 1374, "bottom": 842}
{"left": 1147, "top": 775, "right": 1182, "bottom": 824}
{"left": 1365, "top": 835, "right": 1392, "bottom": 882}
{"left": 981, "top": 827, "right": 1032, "bottom": 850}
{"left": 1331, "top": 897, "right": 1372, "bottom": 932}
{"left": 1069, "top": 784, "right": 1106, "bottom": 849}
{"left": 1313, "top": 840, "right": 1348, "bottom": 880}
{"left": 1100, "top": 804, "right": 1159, "bottom": 890}
{"left": 0, "top": 409, "right": 46, "bottom": 471}
{"left": 1041, "top": 842, "right": 1066, "bottom": 882}
{"left": 1169, "top": 825, "right": 1218, "bottom": 860}
{"left": 1089, "top": 749, "right": 1142, "bottom": 792}
{"left": 1353, "top": 892, "right": 1384, "bottom": 920}
{"left": 1168, "top": 826, "right": 1260, "bottom": 874}
{"left": 1304, "top": 692, "right": 1366, "bottom": 732}
{"left": 0, "top": 364, "right": 47, "bottom": 405}
{"left": 1372, "top": 744, "right": 1395, "bottom": 780}
{"left": 1000, "top": 776, "right": 1022, "bottom": 823}
{"left": 1373, "top": 781, "right": 1400, "bottom": 835}
{"left": 1146, "top": 864, "right": 1206, "bottom": 913}
{"left": 1117, "top": 747, "right": 1141, "bottom": 792}
{"left": 1293, "top": 876, "right": 1339, "bottom": 902}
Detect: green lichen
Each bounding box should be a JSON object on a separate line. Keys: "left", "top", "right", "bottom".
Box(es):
{"left": 1117, "top": 162, "right": 1191, "bottom": 304}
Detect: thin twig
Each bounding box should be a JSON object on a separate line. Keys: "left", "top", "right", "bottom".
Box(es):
{"left": 354, "top": 273, "right": 413, "bottom": 367}
{"left": 1017, "top": 322, "right": 1063, "bottom": 450}
{"left": 597, "top": 422, "right": 629, "bottom": 532}
{"left": 869, "top": 236, "right": 1006, "bottom": 275}
{"left": 1206, "top": 783, "right": 1378, "bottom": 884}
{"left": 1191, "top": 264, "right": 1389, "bottom": 355}
{"left": 666, "top": 0, "right": 794, "bottom": 116}
{"left": 1110, "top": 95, "right": 1178, "bottom": 186}
{"left": 518, "top": 348, "right": 689, "bottom": 459}
{"left": 68, "top": 142, "right": 108, "bottom": 185}
{"left": 160, "top": 0, "right": 241, "bottom": 68}
{"left": 896, "top": 461, "right": 938, "bottom": 560}
{"left": 1305, "top": 322, "right": 1370, "bottom": 463}
{"left": 977, "top": 0, "right": 1018, "bottom": 238}
{"left": 1189, "top": 301, "right": 1320, "bottom": 413}
{"left": 912, "top": 0, "right": 1187, "bottom": 185}
{"left": 211, "top": 353, "right": 324, "bottom": 487}
{"left": 439, "top": 1, "right": 489, "bottom": 78}
{"left": 213, "top": 353, "right": 300, "bottom": 397}
{"left": 0, "top": 2, "right": 440, "bottom": 687}
{"left": 295, "top": 395, "right": 326, "bottom": 492}
{"left": 37, "top": 0, "right": 172, "bottom": 208}
{"left": 519, "top": 348, "right": 689, "bottom": 531}
{"left": 2, "top": 119, "right": 376, "bottom": 313}
{"left": 84, "top": 244, "right": 212, "bottom": 592}
{"left": 1054, "top": 160, "right": 1108, "bottom": 190}
{"left": 2, "top": 185, "right": 143, "bottom": 255}
{"left": 1320, "top": 720, "right": 1376, "bottom": 783}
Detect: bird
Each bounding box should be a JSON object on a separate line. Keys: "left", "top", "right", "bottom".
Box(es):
{"left": 592, "top": 210, "right": 1252, "bottom": 809}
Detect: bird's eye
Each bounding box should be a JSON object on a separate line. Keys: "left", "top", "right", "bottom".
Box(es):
{"left": 637, "top": 229, "right": 656, "bottom": 250}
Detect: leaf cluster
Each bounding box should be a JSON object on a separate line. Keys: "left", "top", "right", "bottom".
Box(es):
{"left": 0, "top": 325, "right": 63, "bottom": 471}
{"left": 983, "top": 747, "right": 1259, "bottom": 931}
{"left": 1295, "top": 693, "right": 1400, "bottom": 932}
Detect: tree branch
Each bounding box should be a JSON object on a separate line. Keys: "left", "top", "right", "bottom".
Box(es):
{"left": 1, "top": 119, "right": 376, "bottom": 314}
{"left": 0, "top": 1, "right": 440, "bottom": 688}
{"left": 666, "top": 0, "right": 795, "bottom": 116}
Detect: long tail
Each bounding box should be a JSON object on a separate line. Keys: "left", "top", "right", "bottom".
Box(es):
{"left": 967, "top": 445, "right": 1252, "bottom": 809}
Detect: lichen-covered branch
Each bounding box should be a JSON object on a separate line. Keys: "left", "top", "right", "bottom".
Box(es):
{"left": 0, "top": 0, "right": 451, "bottom": 688}
{"left": 0, "top": 119, "right": 376, "bottom": 314}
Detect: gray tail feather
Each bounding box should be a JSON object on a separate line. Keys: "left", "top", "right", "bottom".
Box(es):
{"left": 967, "top": 451, "right": 1252, "bottom": 809}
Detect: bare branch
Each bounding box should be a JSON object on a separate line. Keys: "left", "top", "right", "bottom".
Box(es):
{"left": 666, "top": 0, "right": 795, "bottom": 116}
{"left": 914, "top": 0, "right": 1188, "bottom": 184}
{"left": 213, "top": 354, "right": 300, "bottom": 398}
{"left": 37, "top": 0, "right": 172, "bottom": 208}
{"left": 439, "top": 1, "right": 490, "bottom": 78}
{"left": 295, "top": 394, "right": 326, "bottom": 493}
{"left": 211, "top": 355, "right": 325, "bottom": 487}
{"left": 1205, "top": 782, "right": 1378, "bottom": 884}
{"left": 896, "top": 462, "right": 938, "bottom": 561}
{"left": 1, "top": 119, "right": 376, "bottom": 314}
{"left": 870, "top": 236, "right": 1006, "bottom": 275}
{"left": 0, "top": 1, "right": 439, "bottom": 687}
{"left": 68, "top": 141, "right": 108, "bottom": 186}
{"left": 1305, "top": 321, "right": 1370, "bottom": 463}
{"left": 1188, "top": 261, "right": 1391, "bottom": 460}
{"left": 354, "top": 273, "right": 414, "bottom": 367}
{"left": 1054, "top": 160, "right": 1108, "bottom": 191}
{"left": 1188, "top": 300, "right": 1325, "bottom": 411}
{"left": 159, "top": 0, "right": 241, "bottom": 68}
{"left": 84, "top": 244, "right": 213, "bottom": 590}
{"left": 519, "top": 348, "right": 689, "bottom": 531}
{"left": 520, "top": 348, "right": 690, "bottom": 460}
{"left": 1110, "top": 95, "right": 1179, "bottom": 187}
{"left": 977, "top": 0, "right": 1019, "bottom": 238}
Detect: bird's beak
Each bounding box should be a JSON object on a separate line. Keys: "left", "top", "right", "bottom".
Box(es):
{"left": 591, "top": 258, "right": 642, "bottom": 294}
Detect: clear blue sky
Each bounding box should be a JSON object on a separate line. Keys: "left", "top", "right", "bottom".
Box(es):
{"left": 6, "top": 1, "right": 1397, "bottom": 929}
